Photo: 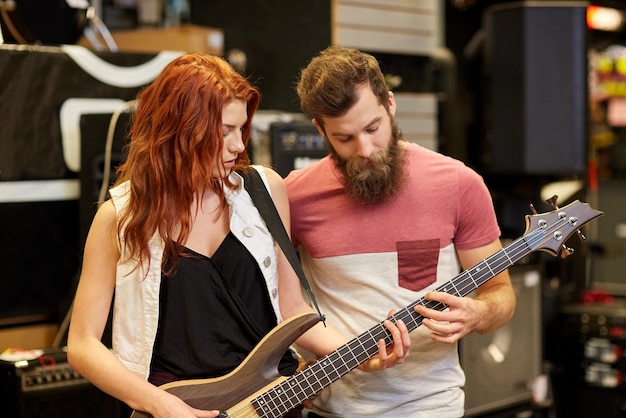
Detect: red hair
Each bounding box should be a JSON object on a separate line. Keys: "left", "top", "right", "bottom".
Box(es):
{"left": 114, "top": 53, "right": 259, "bottom": 275}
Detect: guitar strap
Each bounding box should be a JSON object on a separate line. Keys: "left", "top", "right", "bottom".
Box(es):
{"left": 241, "top": 167, "right": 326, "bottom": 325}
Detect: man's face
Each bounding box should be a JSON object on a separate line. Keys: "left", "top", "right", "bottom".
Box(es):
{"left": 314, "top": 85, "right": 406, "bottom": 204}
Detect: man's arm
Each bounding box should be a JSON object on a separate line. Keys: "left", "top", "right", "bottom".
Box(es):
{"left": 457, "top": 239, "right": 516, "bottom": 334}
{"left": 414, "top": 239, "right": 516, "bottom": 344}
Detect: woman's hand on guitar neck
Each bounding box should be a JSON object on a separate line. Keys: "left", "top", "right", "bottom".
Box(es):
{"left": 358, "top": 309, "right": 411, "bottom": 372}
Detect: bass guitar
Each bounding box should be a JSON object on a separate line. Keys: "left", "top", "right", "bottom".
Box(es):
{"left": 132, "top": 199, "right": 603, "bottom": 418}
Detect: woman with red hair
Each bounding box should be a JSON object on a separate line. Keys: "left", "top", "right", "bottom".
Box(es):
{"left": 67, "top": 53, "right": 410, "bottom": 418}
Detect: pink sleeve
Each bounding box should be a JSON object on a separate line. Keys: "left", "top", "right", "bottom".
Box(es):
{"left": 454, "top": 167, "right": 501, "bottom": 250}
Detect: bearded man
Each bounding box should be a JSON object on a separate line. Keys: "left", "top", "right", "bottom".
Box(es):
{"left": 285, "top": 46, "right": 516, "bottom": 418}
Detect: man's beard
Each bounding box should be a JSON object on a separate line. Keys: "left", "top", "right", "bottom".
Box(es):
{"left": 330, "top": 120, "right": 406, "bottom": 205}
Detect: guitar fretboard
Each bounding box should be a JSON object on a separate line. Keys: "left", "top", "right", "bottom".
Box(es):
{"left": 251, "top": 229, "right": 545, "bottom": 417}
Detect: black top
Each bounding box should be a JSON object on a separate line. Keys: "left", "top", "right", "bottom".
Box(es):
{"left": 149, "top": 232, "right": 297, "bottom": 385}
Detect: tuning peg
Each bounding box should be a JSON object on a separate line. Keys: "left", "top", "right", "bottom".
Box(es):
{"left": 576, "top": 230, "right": 586, "bottom": 242}
{"left": 545, "top": 195, "right": 559, "bottom": 210}
{"left": 560, "top": 244, "right": 575, "bottom": 258}
{"left": 529, "top": 203, "right": 538, "bottom": 215}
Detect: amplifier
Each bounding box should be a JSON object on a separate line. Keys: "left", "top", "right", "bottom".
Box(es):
{"left": 558, "top": 302, "right": 626, "bottom": 390}
{"left": 460, "top": 266, "right": 542, "bottom": 416}
{"left": 560, "top": 301, "right": 626, "bottom": 340}
{"left": 0, "top": 347, "right": 128, "bottom": 418}
{"left": 551, "top": 302, "right": 626, "bottom": 417}
{"left": 270, "top": 121, "right": 327, "bottom": 178}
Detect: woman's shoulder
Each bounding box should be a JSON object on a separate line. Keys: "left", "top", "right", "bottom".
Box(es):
{"left": 250, "top": 165, "right": 285, "bottom": 193}
{"left": 85, "top": 200, "right": 119, "bottom": 251}
{"left": 92, "top": 199, "right": 118, "bottom": 227}
{"left": 249, "top": 165, "right": 288, "bottom": 208}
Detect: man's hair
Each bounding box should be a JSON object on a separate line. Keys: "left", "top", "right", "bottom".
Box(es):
{"left": 296, "top": 46, "right": 389, "bottom": 125}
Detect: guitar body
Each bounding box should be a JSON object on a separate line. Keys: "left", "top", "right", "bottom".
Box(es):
{"left": 131, "top": 200, "right": 603, "bottom": 418}
{"left": 131, "top": 312, "right": 321, "bottom": 418}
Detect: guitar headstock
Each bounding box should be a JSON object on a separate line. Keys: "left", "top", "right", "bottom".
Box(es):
{"left": 524, "top": 199, "right": 604, "bottom": 257}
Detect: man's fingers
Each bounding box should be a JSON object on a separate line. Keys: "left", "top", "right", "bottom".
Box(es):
{"left": 378, "top": 338, "right": 388, "bottom": 362}
{"left": 383, "top": 315, "right": 410, "bottom": 359}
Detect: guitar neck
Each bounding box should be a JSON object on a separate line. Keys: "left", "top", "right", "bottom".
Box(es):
{"left": 130, "top": 202, "right": 602, "bottom": 418}
{"left": 250, "top": 232, "right": 539, "bottom": 416}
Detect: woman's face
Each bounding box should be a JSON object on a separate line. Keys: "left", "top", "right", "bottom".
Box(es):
{"left": 213, "top": 99, "right": 247, "bottom": 179}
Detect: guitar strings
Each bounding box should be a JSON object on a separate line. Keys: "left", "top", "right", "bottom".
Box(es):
{"left": 398, "top": 212, "right": 569, "bottom": 333}
{"left": 225, "top": 209, "right": 576, "bottom": 418}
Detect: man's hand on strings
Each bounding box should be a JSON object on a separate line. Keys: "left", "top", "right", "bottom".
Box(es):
{"left": 358, "top": 310, "right": 411, "bottom": 372}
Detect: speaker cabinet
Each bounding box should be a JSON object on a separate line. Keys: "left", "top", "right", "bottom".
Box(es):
{"left": 483, "top": 1, "right": 588, "bottom": 175}
{"left": 460, "top": 266, "right": 542, "bottom": 416}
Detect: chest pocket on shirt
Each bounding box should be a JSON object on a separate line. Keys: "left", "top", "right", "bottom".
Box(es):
{"left": 396, "top": 239, "right": 440, "bottom": 292}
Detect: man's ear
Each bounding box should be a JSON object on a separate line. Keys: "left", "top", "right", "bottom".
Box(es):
{"left": 312, "top": 118, "right": 325, "bottom": 138}
{"left": 388, "top": 91, "right": 397, "bottom": 117}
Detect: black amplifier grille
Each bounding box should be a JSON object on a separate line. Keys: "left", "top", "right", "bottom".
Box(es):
{"left": 0, "top": 348, "right": 129, "bottom": 418}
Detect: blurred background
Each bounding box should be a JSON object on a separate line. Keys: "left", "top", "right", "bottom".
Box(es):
{"left": 1, "top": 1, "right": 626, "bottom": 417}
